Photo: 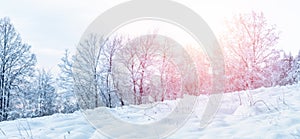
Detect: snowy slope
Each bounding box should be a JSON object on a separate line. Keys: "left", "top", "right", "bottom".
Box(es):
{"left": 0, "top": 84, "right": 300, "bottom": 139}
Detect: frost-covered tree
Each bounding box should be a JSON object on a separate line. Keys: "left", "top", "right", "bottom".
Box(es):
{"left": 113, "top": 34, "right": 192, "bottom": 104}
{"left": 277, "top": 52, "right": 294, "bottom": 86}
{"left": 35, "top": 69, "right": 57, "bottom": 116}
{"left": 132, "top": 35, "right": 159, "bottom": 104}
{"left": 102, "top": 36, "right": 124, "bottom": 107}
{"left": 10, "top": 82, "right": 36, "bottom": 119}
{"left": 222, "top": 11, "right": 280, "bottom": 90}
{"left": 0, "top": 17, "right": 36, "bottom": 121}
{"left": 262, "top": 50, "right": 281, "bottom": 87}
{"left": 74, "top": 34, "right": 129, "bottom": 109}
{"left": 114, "top": 34, "right": 162, "bottom": 105}
{"left": 290, "top": 50, "right": 300, "bottom": 83}
{"left": 185, "top": 45, "right": 211, "bottom": 95}
{"left": 221, "top": 11, "right": 280, "bottom": 105}
{"left": 58, "top": 49, "right": 73, "bottom": 95}
{"left": 158, "top": 40, "right": 180, "bottom": 101}
{"left": 73, "top": 34, "right": 109, "bottom": 109}
{"left": 10, "top": 81, "right": 41, "bottom": 119}
{"left": 57, "top": 49, "right": 79, "bottom": 113}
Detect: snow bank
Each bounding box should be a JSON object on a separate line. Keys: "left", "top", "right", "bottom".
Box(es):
{"left": 0, "top": 84, "right": 300, "bottom": 138}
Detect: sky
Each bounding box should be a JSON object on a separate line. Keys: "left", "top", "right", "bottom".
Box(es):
{"left": 0, "top": 0, "right": 299, "bottom": 75}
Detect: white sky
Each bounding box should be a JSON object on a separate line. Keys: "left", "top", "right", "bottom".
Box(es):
{"left": 0, "top": 0, "right": 299, "bottom": 75}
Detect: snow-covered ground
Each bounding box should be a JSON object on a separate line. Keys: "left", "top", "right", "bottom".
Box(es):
{"left": 1, "top": 84, "right": 300, "bottom": 139}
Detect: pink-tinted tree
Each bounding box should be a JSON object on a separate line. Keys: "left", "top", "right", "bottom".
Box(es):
{"left": 221, "top": 11, "right": 280, "bottom": 105}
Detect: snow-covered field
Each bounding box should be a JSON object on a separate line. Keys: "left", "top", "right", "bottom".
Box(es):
{"left": 1, "top": 84, "right": 300, "bottom": 139}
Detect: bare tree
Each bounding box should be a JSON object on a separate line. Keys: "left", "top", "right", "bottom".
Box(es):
{"left": 73, "top": 34, "right": 129, "bottom": 109}
{"left": 0, "top": 17, "right": 36, "bottom": 121}
{"left": 114, "top": 34, "right": 160, "bottom": 105}
{"left": 103, "top": 35, "right": 124, "bottom": 107}
{"left": 113, "top": 34, "right": 197, "bottom": 105}
{"left": 113, "top": 38, "right": 138, "bottom": 104}
{"left": 135, "top": 35, "right": 158, "bottom": 104}
{"left": 73, "top": 34, "right": 107, "bottom": 109}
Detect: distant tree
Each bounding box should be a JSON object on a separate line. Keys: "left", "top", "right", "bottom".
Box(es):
{"left": 114, "top": 34, "right": 163, "bottom": 105}
{"left": 73, "top": 34, "right": 109, "bottom": 109}
{"left": 277, "top": 52, "right": 294, "bottom": 86}
{"left": 58, "top": 49, "right": 73, "bottom": 95}
{"left": 185, "top": 45, "right": 211, "bottom": 95}
{"left": 0, "top": 17, "right": 36, "bottom": 121}
{"left": 133, "top": 35, "right": 158, "bottom": 104}
{"left": 14, "top": 81, "right": 40, "bottom": 119}
{"left": 56, "top": 92, "right": 79, "bottom": 114}
{"left": 57, "top": 49, "right": 79, "bottom": 113}
{"left": 113, "top": 34, "right": 193, "bottom": 104}
{"left": 113, "top": 37, "right": 140, "bottom": 105}
{"left": 35, "top": 69, "right": 57, "bottom": 116}
{"left": 262, "top": 50, "right": 281, "bottom": 87}
{"left": 221, "top": 11, "right": 280, "bottom": 105}
{"left": 290, "top": 50, "right": 300, "bottom": 83}
{"left": 6, "top": 82, "right": 32, "bottom": 120}
{"left": 102, "top": 36, "right": 124, "bottom": 107}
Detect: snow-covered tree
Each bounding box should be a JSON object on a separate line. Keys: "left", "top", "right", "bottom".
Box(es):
{"left": 261, "top": 50, "right": 281, "bottom": 87}
{"left": 290, "top": 50, "right": 300, "bottom": 83}
{"left": 0, "top": 17, "right": 36, "bottom": 121}
{"left": 157, "top": 40, "right": 180, "bottom": 101}
{"left": 185, "top": 45, "right": 211, "bottom": 95}
{"left": 74, "top": 34, "right": 129, "bottom": 109}
{"left": 35, "top": 69, "right": 57, "bottom": 116}
{"left": 102, "top": 36, "right": 124, "bottom": 107}
{"left": 221, "top": 11, "right": 280, "bottom": 105}
{"left": 58, "top": 49, "right": 73, "bottom": 95}
{"left": 114, "top": 34, "right": 164, "bottom": 105}
{"left": 113, "top": 34, "right": 192, "bottom": 104}
{"left": 57, "top": 49, "right": 78, "bottom": 113}
{"left": 73, "top": 34, "right": 109, "bottom": 109}
{"left": 277, "top": 52, "right": 294, "bottom": 86}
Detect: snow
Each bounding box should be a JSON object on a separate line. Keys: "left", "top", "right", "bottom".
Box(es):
{"left": 1, "top": 84, "right": 300, "bottom": 139}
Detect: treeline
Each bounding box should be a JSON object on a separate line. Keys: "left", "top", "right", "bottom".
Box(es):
{"left": 1, "top": 11, "right": 300, "bottom": 121}
{"left": 71, "top": 11, "right": 300, "bottom": 109}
